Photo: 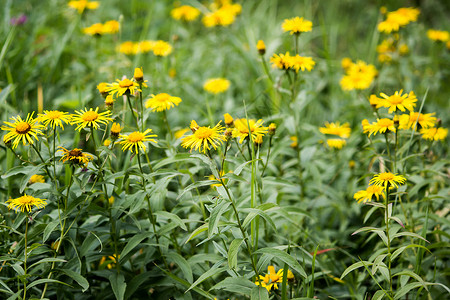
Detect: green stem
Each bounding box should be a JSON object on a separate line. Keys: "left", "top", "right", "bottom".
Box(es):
{"left": 139, "top": 88, "right": 144, "bottom": 132}
{"left": 385, "top": 186, "right": 393, "bottom": 295}
{"left": 52, "top": 128, "right": 58, "bottom": 188}
{"left": 261, "top": 136, "right": 273, "bottom": 177}
{"left": 126, "top": 95, "right": 139, "bottom": 129}
{"left": 31, "top": 143, "right": 55, "bottom": 183}
{"left": 384, "top": 132, "right": 392, "bottom": 166}
{"left": 205, "top": 96, "right": 214, "bottom": 127}
{"left": 163, "top": 110, "right": 173, "bottom": 140}
{"left": 23, "top": 215, "right": 29, "bottom": 300}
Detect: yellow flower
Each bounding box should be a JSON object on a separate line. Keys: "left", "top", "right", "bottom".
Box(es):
{"left": 256, "top": 40, "right": 266, "bottom": 55}
{"left": 145, "top": 93, "right": 182, "bottom": 112}
{"left": 202, "top": 4, "right": 238, "bottom": 27}
{"left": 354, "top": 185, "right": 385, "bottom": 203}
{"left": 152, "top": 40, "right": 173, "bottom": 57}
{"left": 97, "top": 82, "right": 109, "bottom": 97}
{"left": 110, "top": 123, "right": 123, "bottom": 139}
{"left": 6, "top": 194, "right": 47, "bottom": 213}
{"left": 369, "top": 94, "right": 384, "bottom": 107}
{"left": 203, "top": 78, "right": 230, "bottom": 94}
{"left": 223, "top": 113, "right": 234, "bottom": 127}
{"left": 378, "top": 90, "right": 417, "bottom": 113}
{"left": 370, "top": 172, "right": 406, "bottom": 190}
{"left": 1, "top": 112, "right": 44, "bottom": 149}
{"left": 420, "top": 127, "right": 448, "bottom": 141}
{"left": 341, "top": 57, "right": 353, "bottom": 70}
{"left": 365, "top": 118, "right": 395, "bottom": 137}
{"left": 377, "top": 7, "right": 419, "bottom": 33}
{"left": 134, "top": 67, "right": 144, "bottom": 82}
{"left": 119, "top": 129, "right": 157, "bottom": 154}
{"left": 290, "top": 136, "right": 298, "bottom": 148}
{"left": 58, "top": 147, "right": 93, "bottom": 167}
{"left": 71, "top": 107, "right": 113, "bottom": 131}
{"left": 107, "top": 78, "right": 141, "bottom": 97}
{"left": 29, "top": 174, "right": 45, "bottom": 184}
{"left": 288, "top": 55, "right": 315, "bottom": 72}
{"left": 174, "top": 128, "right": 190, "bottom": 139}
{"left": 319, "top": 122, "right": 351, "bottom": 138}
{"left": 232, "top": 118, "right": 268, "bottom": 144}
{"left": 171, "top": 5, "right": 201, "bottom": 22}
{"left": 427, "top": 29, "right": 450, "bottom": 42}
{"left": 270, "top": 52, "right": 292, "bottom": 70}
{"left": 102, "top": 20, "right": 120, "bottom": 34}
{"left": 38, "top": 110, "right": 71, "bottom": 130}
{"left": 181, "top": 121, "right": 225, "bottom": 153}
{"left": 340, "top": 60, "right": 377, "bottom": 91}
{"left": 326, "top": 138, "right": 346, "bottom": 149}
{"left": 135, "top": 40, "right": 155, "bottom": 54}
{"left": 254, "top": 266, "right": 286, "bottom": 292}
{"left": 208, "top": 170, "right": 228, "bottom": 188}
{"left": 268, "top": 123, "right": 276, "bottom": 135}
{"left": 99, "top": 254, "right": 119, "bottom": 269}
{"left": 105, "top": 95, "right": 115, "bottom": 109}
{"left": 104, "top": 139, "right": 111, "bottom": 147}
{"left": 83, "top": 23, "right": 104, "bottom": 36}
{"left": 398, "top": 112, "right": 436, "bottom": 130}
{"left": 282, "top": 17, "right": 312, "bottom": 35}
{"left": 118, "top": 41, "right": 137, "bottom": 55}
{"left": 68, "top": 0, "right": 99, "bottom": 13}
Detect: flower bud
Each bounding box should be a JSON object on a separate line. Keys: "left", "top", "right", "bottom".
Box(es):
{"left": 224, "top": 113, "right": 234, "bottom": 127}
{"left": 190, "top": 120, "right": 199, "bottom": 132}
{"left": 268, "top": 123, "right": 276, "bottom": 135}
{"left": 225, "top": 128, "right": 233, "bottom": 140}
{"left": 256, "top": 40, "right": 266, "bottom": 55}
{"left": 105, "top": 95, "right": 115, "bottom": 110}
{"left": 110, "top": 123, "right": 122, "bottom": 140}
{"left": 97, "top": 82, "right": 109, "bottom": 98}
{"left": 134, "top": 67, "right": 144, "bottom": 83}
{"left": 255, "top": 135, "right": 263, "bottom": 146}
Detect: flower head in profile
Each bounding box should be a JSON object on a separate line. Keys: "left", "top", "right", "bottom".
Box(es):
{"left": 354, "top": 185, "right": 385, "bottom": 203}
{"left": 38, "top": 110, "right": 71, "bottom": 130}
{"left": 1, "top": 112, "right": 44, "bottom": 149}
{"left": 58, "top": 147, "right": 93, "bottom": 167}
{"left": 203, "top": 78, "right": 230, "bottom": 94}
{"left": 145, "top": 93, "right": 182, "bottom": 112}
{"left": 319, "top": 122, "right": 351, "bottom": 138}
{"left": 370, "top": 172, "right": 406, "bottom": 190}
{"left": 378, "top": 7, "right": 419, "bottom": 33}
{"left": 68, "top": 0, "right": 99, "bottom": 14}
{"left": 427, "top": 29, "right": 449, "bottom": 42}
{"left": 119, "top": 129, "right": 157, "bottom": 154}
{"left": 232, "top": 118, "right": 268, "bottom": 144}
{"left": 181, "top": 121, "right": 225, "bottom": 153}
{"left": 29, "top": 174, "right": 45, "bottom": 185}
{"left": 152, "top": 40, "right": 173, "bottom": 57}
{"left": 7, "top": 194, "right": 47, "bottom": 213}
{"left": 326, "top": 138, "right": 347, "bottom": 149}
{"left": 71, "top": 107, "right": 113, "bottom": 131}
{"left": 364, "top": 118, "right": 395, "bottom": 137}
{"left": 223, "top": 113, "right": 234, "bottom": 127}
{"left": 282, "top": 17, "right": 312, "bottom": 35}
{"left": 378, "top": 90, "right": 417, "bottom": 113}
{"left": 171, "top": 5, "right": 201, "bottom": 22}
{"left": 399, "top": 112, "right": 436, "bottom": 130}
{"left": 107, "top": 78, "right": 140, "bottom": 97}
{"left": 420, "top": 127, "right": 448, "bottom": 141}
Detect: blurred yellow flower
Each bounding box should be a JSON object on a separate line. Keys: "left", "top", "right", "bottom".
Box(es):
{"left": 71, "top": 107, "right": 113, "bottom": 131}
{"left": 378, "top": 7, "right": 419, "bottom": 33}
{"left": 270, "top": 52, "right": 292, "bottom": 70}
{"left": 289, "top": 55, "right": 315, "bottom": 72}
{"left": 340, "top": 59, "right": 377, "bottom": 91}
{"left": 290, "top": 136, "right": 298, "bottom": 148}
{"left": 152, "top": 40, "right": 173, "bottom": 57}
{"left": 232, "top": 118, "right": 268, "bottom": 144}
{"left": 378, "top": 90, "right": 417, "bottom": 113}
{"left": 398, "top": 112, "right": 436, "bottom": 130}
{"left": 370, "top": 172, "right": 406, "bottom": 190}
{"left": 110, "top": 123, "right": 123, "bottom": 139}
{"left": 181, "top": 121, "right": 225, "bottom": 153}
{"left": 282, "top": 17, "right": 312, "bottom": 35}
{"left": 223, "top": 113, "right": 234, "bottom": 127}
{"left": 38, "top": 110, "right": 71, "bottom": 130}
{"left": 427, "top": 29, "right": 449, "bottom": 42}
{"left": 83, "top": 23, "right": 104, "bottom": 36}
{"left": 107, "top": 78, "right": 140, "bottom": 97}
{"left": 420, "top": 127, "right": 448, "bottom": 141}
{"left": 103, "top": 20, "right": 120, "bottom": 34}
{"left": 118, "top": 41, "right": 136, "bottom": 55}
{"left": 145, "top": 93, "right": 182, "bottom": 112}
{"left": 7, "top": 194, "right": 47, "bottom": 213}
{"left": 1, "top": 113, "right": 43, "bottom": 149}
{"left": 326, "top": 138, "right": 346, "bottom": 149}
{"left": 203, "top": 78, "right": 230, "bottom": 94}
{"left": 354, "top": 185, "right": 385, "bottom": 203}
{"left": 171, "top": 5, "right": 201, "bottom": 22}
{"left": 119, "top": 129, "right": 158, "bottom": 154}
{"left": 68, "top": 0, "right": 99, "bottom": 13}
{"left": 319, "top": 122, "right": 351, "bottom": 138}
{"left": 256, "top": 40, "right": 266, "bottom": 55}
{"left": 29, "top": 174, "right": 45, "bottom": 184}
{"left": 174, "top": 128, "right": 190, "bottom": 139}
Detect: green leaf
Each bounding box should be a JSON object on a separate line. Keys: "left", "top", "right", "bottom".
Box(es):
{"left": 242, "top": 208, "right": 276, "bottom": 231}
{"left": 0, "top": 278, "right": 13, "bottom": 294}
{"left": 191, "top": 154, "right": 219, "bottom": 179}
{"left": 57, "top": 268, "right": 89, "bottom": 292}
{"left": 186, "top": 260, "right": 226, "bottom": 292}
{"left": 254, "top": 248, "right": 306, "bottom": 278}
{"left": 124, "top": 272, "right": 151, "bottom": 300}
{"left": 185, "top": 223, "right": 208, "bottom": 244}
{"left": 166, "top": 252, "right": 193, "bottom": 283}
{"left": 341, "top": 261, "right": 373, "bottom": 279}
{"left": 155, "top": 211, "right": 187, "bottom": 231}
{"left": 120, "top": 233, "right": 152, "bottom": 260}
{"left": 208, "top": 200, "right": 231, "bottom": 237}
{"left": 251, "top": 286, "right": 269, "bottom": 300}
{"left": 26, "top": 279, "right": 71, "bottom": 290}
{"left": 29, "top": 258, "right": 66, "bottom": 270}
{"left": 391, "top": 232, "right": 429, "bottom": 243}
{"left": 210, "top": 277, "right": 255, "bottom": 295}
{"left": 228, "top": 239, "right": 244, "bottom": 270}
{"left": 177, "top": 180, "right": 216, "bottom": 200}
{"left": 391, "top": 244, "right": 430, "bottom": 262}
{"left": 109, "top": 272, "right": 126, "bottom": 300}
{"left": 159, "top": 267, "right": 214, "bottom": 299}
{"left": 372, "top": 290, "right": 386, "bottom": 300}
{"left": 43, "top": 219, "right": 60, "bottom": 243}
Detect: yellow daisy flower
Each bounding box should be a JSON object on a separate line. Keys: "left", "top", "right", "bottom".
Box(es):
{"left": 398, "top": 112, "right": 436, "bottom": 130}
{"left": 68, "top": 0, "right": 99, "bottom": 13}
{"left": 420, "top": 127, "right": 448, "bottom": 141}
{"left": 270, "top": 52, "right": 292, "bottom": 70}
{"left": 152, "top": 40, "right": 173, "bottom": 57}
{"left": 223, "top": 113, "right": 234, "bottom": 127}
{"left": 340, "top": 60, "right": 378, "bottom": 91}
{"left": 203, "top": 78, "right": 230, "bottom": 94}
{"left": 97, "top": 82, "right": 109, "bottom": 97}
{"left": 29, "top": 174, "right": 45, "bottom": 184}
{"left": 83, "top": 23, "right": 104, "bottom": 36}
{"left": 282, "top": 17, "right": 313, "bottom": 35}
{"left": 232, "top": 118, "right": 268, "bottom": 144}
{"left": 427, "top": 29, "right": 449, "bottom": 42}
{"left": 254, "top": 266, "right": 285, "bottom": 292}
{"left": 171, "top": 5, "right": 201, "bottom": 22}
{"left": 145, "top": 93, "right": 182, "bottom": 112}
{"left": 136, "top": 40, "right": 155, "bottom": 54}
{"left": 174, "top": 128, "right": 190, "bottom": 139}
{"left": 118, "top": 41, "right": 137, "bottom": 55}
{"left": 288, "top": 55, "right": 315, "bottom": 72}
{"left": 6, "top": 194, "right": 47, "bottom": 213}
{"left": 181, "top": 121, "right": 225, "bottom": 153}
{"left": 1, "top": 112, "right": 44, "bottom": 149}
{"left": 119, "top": 129, "right": 158, "bottom": 154}
{"left": 354, "top": 185, "right": 385, "bottom": 203}
{"left": 71, "top": 107, "right": 113, "bottom": 131}
{"left": 38, "top": 110, "right": 71, "bottom": 130}
{"left": 102, "top": 20, "right": 120, "bottom": 34}
{"left": 365, "top": 118, "right": 395, "bottom": 137}
{"left": 58, "top": 147, "right": 93, "bottom": 167}
{"left": 319, "top": 122, "right": 351, "bottom": 138}
{"left": 326, "top": 138, "right": 347, "bottom": 149}
{"left": 107, "top": 78, "right": 141, "bottom": 97}
{"left": 378, "top": 90, "right": 417, "bottom": 113}
{"left": 370, "top": 172, "right": 406, "bottom": 190}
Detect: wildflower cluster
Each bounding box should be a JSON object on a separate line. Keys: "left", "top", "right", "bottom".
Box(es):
{"left": 319, "top": 122, "right": 351, "bottom": 149}
{"left": 118, "top": 40, "right": 172, "bottom": 56}
{"left": 202, "top": 0, "right": 242, "bottom": 27}
{"left": 340, "top": 59, "right": 377, "bottom": 91}
{"left": 378, "top": 7, "right": 420, "bottom": 33}
{"left": 83, "top": 20, "right": 119, "bottom": 36}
